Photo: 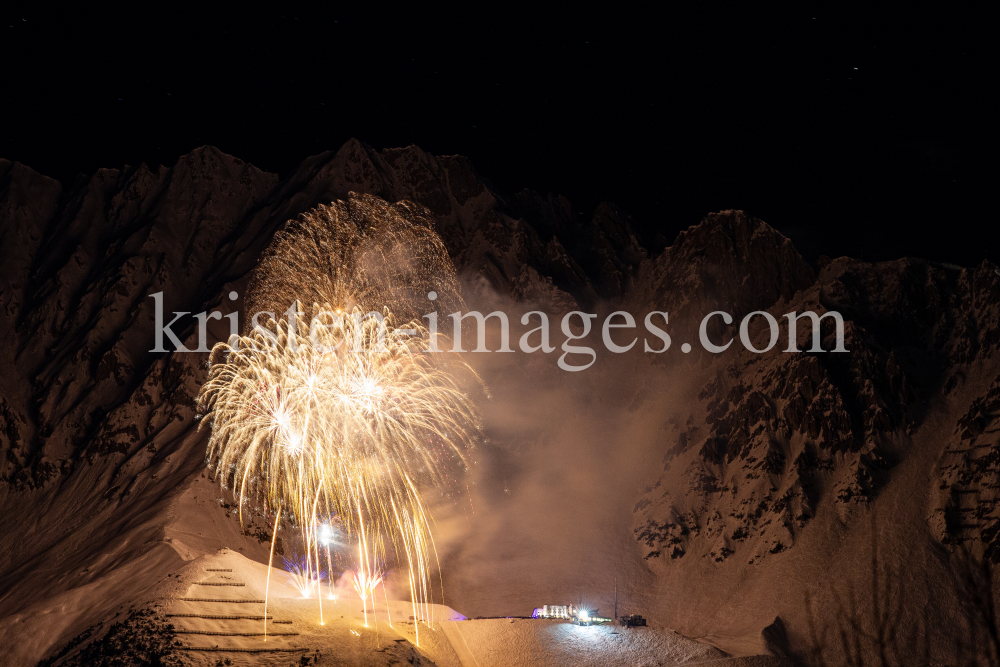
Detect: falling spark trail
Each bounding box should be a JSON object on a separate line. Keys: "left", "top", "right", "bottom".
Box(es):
{"left": 383, "top": 578, "right": 393, "bottom": 628}
{"left": 198, "top": 199, "right": 482, "bottom": 630}
{"left": 263, "top": 507, "right": 281, "bottom": 642}
{"left": 310, "top": 483, "right": 325, "bottom": 625}
{"left": 326, "top": 545, "right": 336, "bottom": 600}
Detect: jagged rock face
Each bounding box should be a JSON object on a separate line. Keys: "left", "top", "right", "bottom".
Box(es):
{"left": 634, "top": 252, "right": 1000, "bottom": 567}
{"left": 930, "top": 264, "right": 1000, "bottom": 561}
{"left": 0, "top": 150, "right": 279, "bottom": 487}
{"left": 626, "top": 210, "right": 815, "bottom": 330}
{"left": 583, "top": 202, "right": 648, "bottom": 300}
{"left": 937, "top": 376, "right": 1000, "bottom": 560}
{"left": 512, "top": 192, "right": 647, "bottom": 302}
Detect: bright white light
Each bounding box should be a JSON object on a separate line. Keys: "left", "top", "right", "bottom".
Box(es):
{"left": 319, "top": 523, "right": 334, "bottom": 545}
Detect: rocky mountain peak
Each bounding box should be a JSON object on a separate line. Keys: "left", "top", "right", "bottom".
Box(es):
{"left": 627, "top": 209, "right": 814, "bottom": 329}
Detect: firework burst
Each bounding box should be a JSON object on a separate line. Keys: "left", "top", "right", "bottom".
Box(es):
{"left": 352, "top": 565, "right": 385, "bottom": 628}
{"left": 283, "top": 555, "right": 327, "bottom": 598}
{"left": 198, "top": 195, "right": 481, "bottom": 643}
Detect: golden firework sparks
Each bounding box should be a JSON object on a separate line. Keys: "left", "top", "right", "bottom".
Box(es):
{"left": 198, "top": 196, "right": 481, "bottom": 645}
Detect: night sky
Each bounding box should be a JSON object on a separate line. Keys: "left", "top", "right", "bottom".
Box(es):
{"left": 2, "top": 4, "right": 992, "bottom": 266}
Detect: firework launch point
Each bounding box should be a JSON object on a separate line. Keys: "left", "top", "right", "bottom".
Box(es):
{"left": 156, "top": 549, "right": 779, "bottom": 666}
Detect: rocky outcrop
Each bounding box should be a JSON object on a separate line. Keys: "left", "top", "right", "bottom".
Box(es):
{"left": 625, "top": 210, "right": 815, "bottom": 331}
{"left": 0, "top": 149, "right": 279, "bottom": 487}
{"left": 634, "top": 249, "right": 1000, "bottom": 566}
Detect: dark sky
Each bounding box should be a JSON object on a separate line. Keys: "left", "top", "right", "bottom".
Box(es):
{"left": 1, "top": 4, "right": 993, "bottom": 265}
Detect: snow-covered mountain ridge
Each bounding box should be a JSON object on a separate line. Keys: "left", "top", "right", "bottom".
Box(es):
{"left": 1, "top": 142, "right": 997, "bottom": 665}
